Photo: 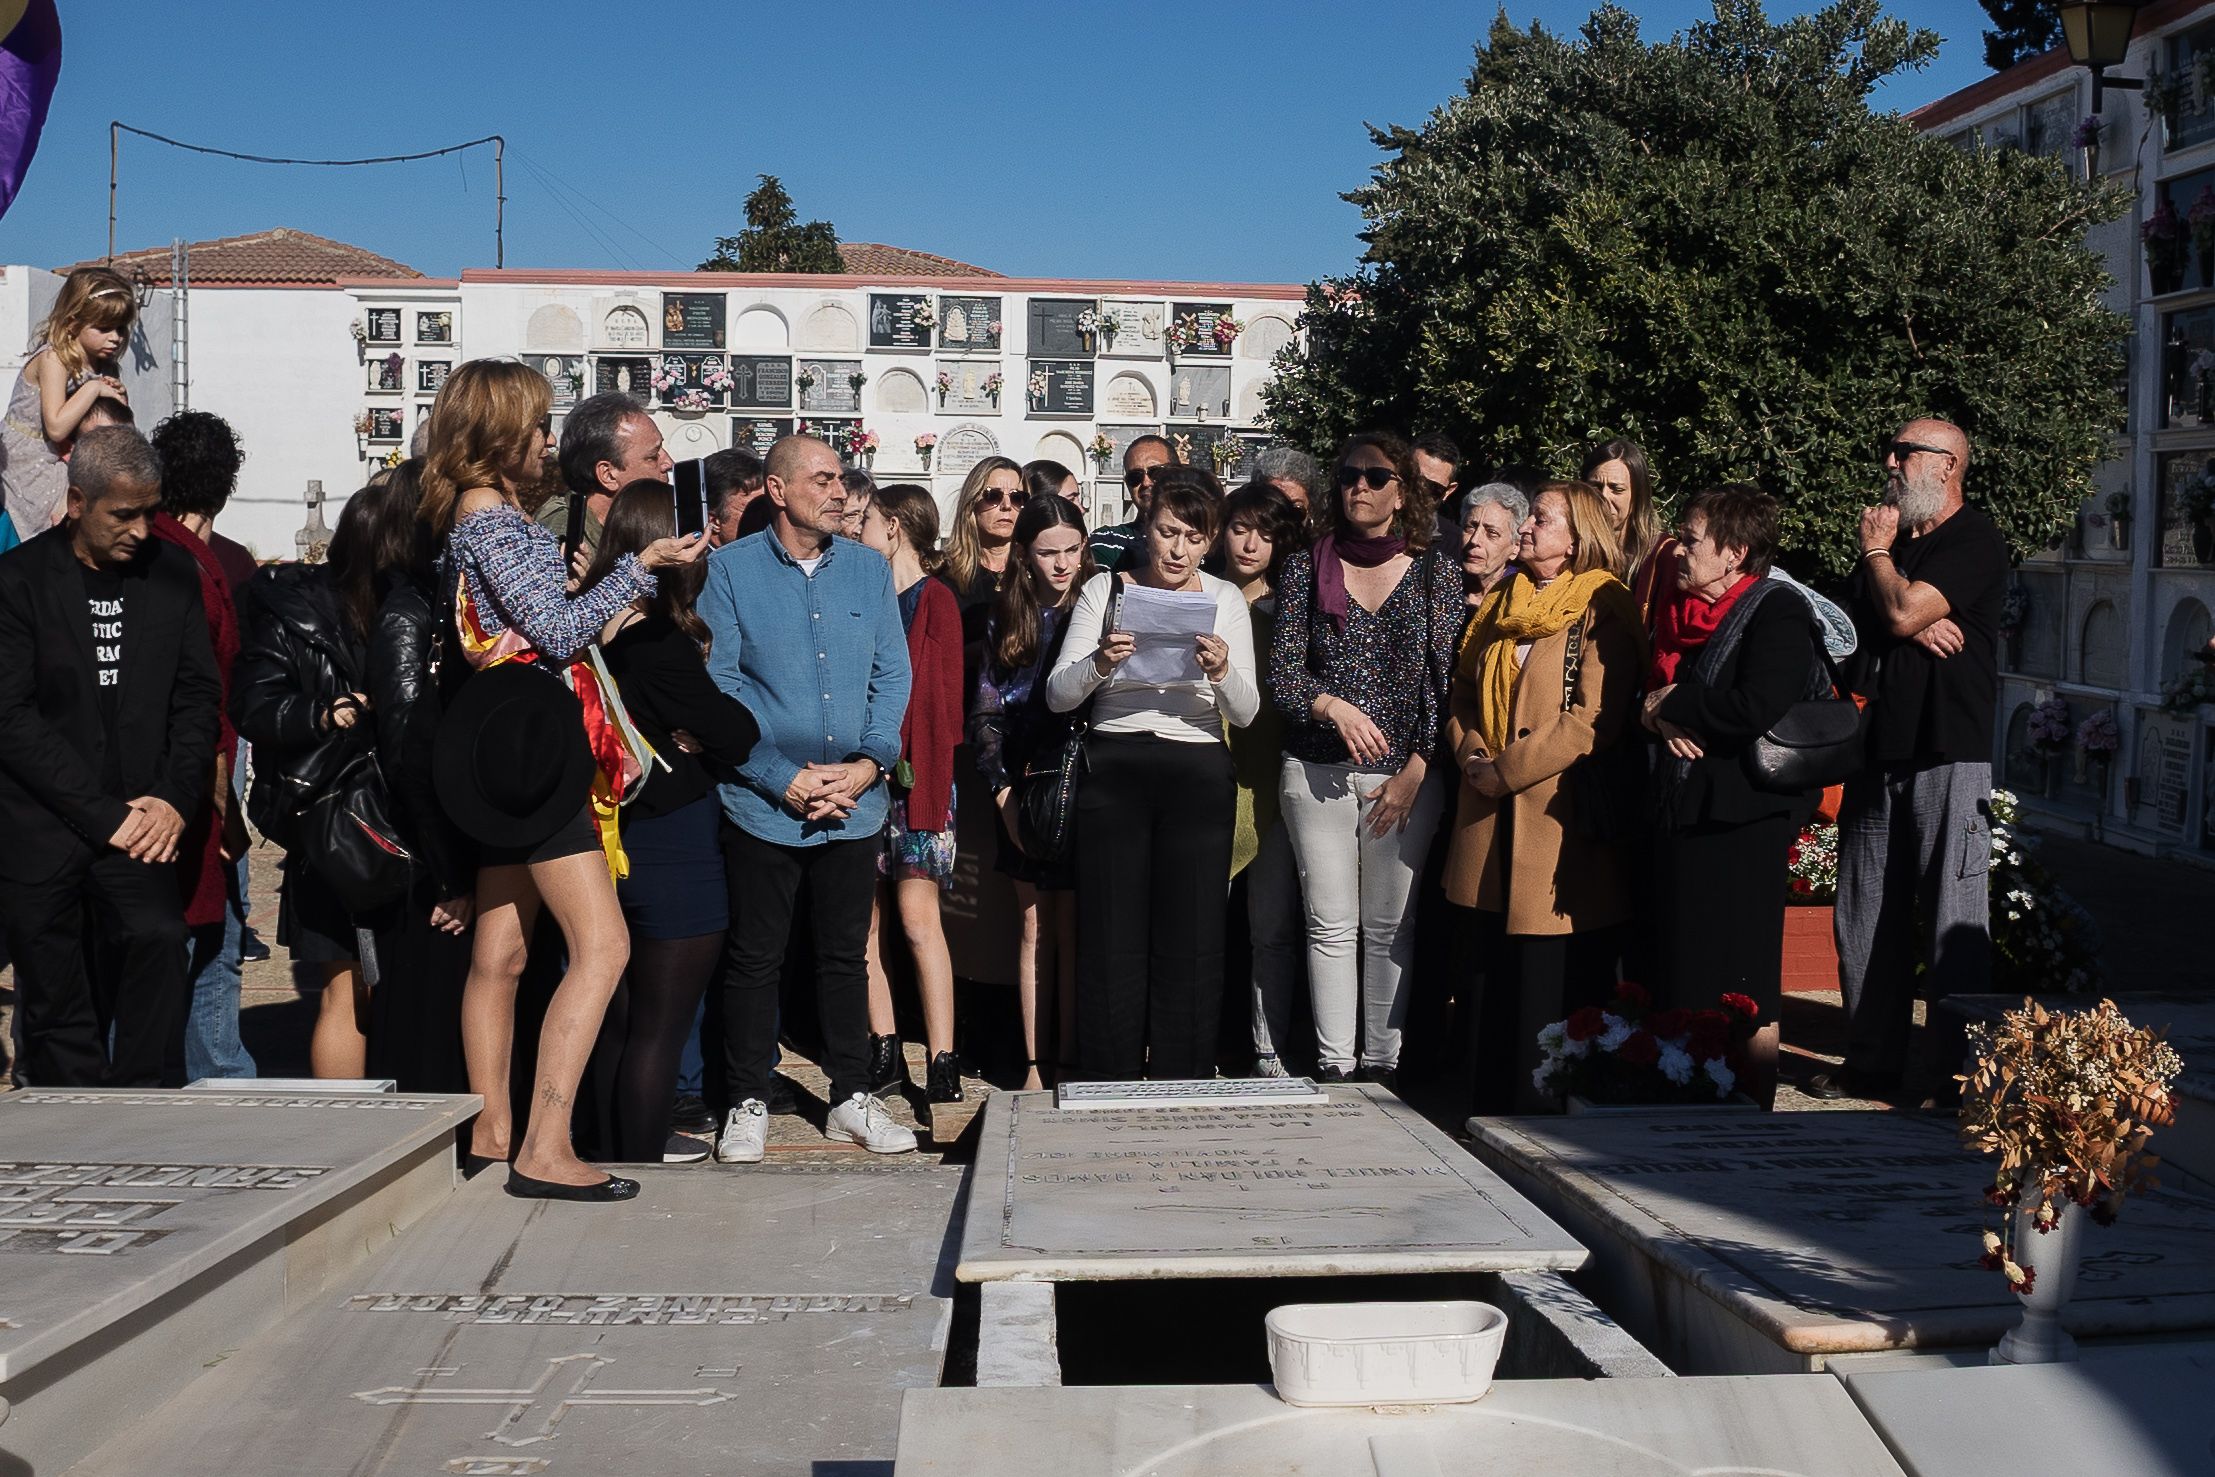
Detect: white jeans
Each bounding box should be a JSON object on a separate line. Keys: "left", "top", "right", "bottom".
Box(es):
{"left": 1277, "top": 757, "right": 1444, "bottom": 1070}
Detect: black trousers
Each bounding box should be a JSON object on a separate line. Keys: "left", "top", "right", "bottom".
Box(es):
{"left": 0, "top": 851, "right": 188, "bottom": 1087}
{"left": 717, "top": 825, "right": 875, "bottom": 1106}
{"left": 1074, "top": 734, "right": 1235, "bottom": 1081}
{"left": 1649, "top": 814, "right": 1797, "bottom": 1023}
{"left": 1469, "top": 911, "right": 1622, "bottom": 1115}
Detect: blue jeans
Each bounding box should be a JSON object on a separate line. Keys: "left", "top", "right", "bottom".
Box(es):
{"left": 183, "top": 897, "right": 255, "bottom": 1081}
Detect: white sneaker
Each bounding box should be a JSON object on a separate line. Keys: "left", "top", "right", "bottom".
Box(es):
{"left": 824, "top": 1091, "right": 918, "bottom": 1154}
{"left": 1252, "top": 1053, "right": 1289, "bottom": 1079}
{"left": 714, "top": 1100, "right": 769, "bottom": 1164}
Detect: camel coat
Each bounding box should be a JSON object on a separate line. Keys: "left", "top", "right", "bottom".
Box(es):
{"left": 1442, "top": 599, "right": 1644, "bottom": 936}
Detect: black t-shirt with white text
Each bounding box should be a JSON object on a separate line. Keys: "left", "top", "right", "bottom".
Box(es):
{"left": 1853, "top": 503, "right": 2008, "bottom": 766}
{"left": 82, "top": 562, "right": 126, "bottom": 790}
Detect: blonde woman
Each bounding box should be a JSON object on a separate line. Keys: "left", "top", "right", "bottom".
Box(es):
{"left": 938, "top": 454, "right": 1028, "bottom": 622}
{"left": 1446, "top": 480, "right": 1646, "bottom": 1114}
{"left": 420, "top": 360, "right": 705, "bottom": 1200}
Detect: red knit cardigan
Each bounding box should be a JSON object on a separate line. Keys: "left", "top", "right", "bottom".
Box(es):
{"left": 899, "top": 576, "right": 964, "bottom": 834}
{"left": 152, "top": 513, "right": 238, "bottom": 929}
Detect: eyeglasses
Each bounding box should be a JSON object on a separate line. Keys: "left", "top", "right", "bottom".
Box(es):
{"left": 981, "top": 488, "right": 1030, "bottom": 510}
{"left": 1418, "top": 476, "right": 1452, "bottom": 500}
{"left": 1882, "top": 440, "right": 1954, "bottom": 463}
{"left": 1336, "top": 465, "right": 1398, "bottom": 491}
{"left": 1124, "top": 465, "right": 1164, "bottom": 489}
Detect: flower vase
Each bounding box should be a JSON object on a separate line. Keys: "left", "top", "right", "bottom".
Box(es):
{"left": 1991, "top": 1199, "right": 2085, "bottom": 1365}
{"left": 2109, "top": 514, "right": 2129, "bottom": 551}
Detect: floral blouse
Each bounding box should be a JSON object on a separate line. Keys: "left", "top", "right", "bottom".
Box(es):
{"left": 1269, "top": 546, "right": 1463, "bottom": 772}
{"left": 447, "top": 503, "right": 655, "bottom": 665}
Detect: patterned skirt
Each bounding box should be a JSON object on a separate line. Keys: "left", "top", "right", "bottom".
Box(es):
{"left": 881, "top": 783, "right": 957, "bottom": 886}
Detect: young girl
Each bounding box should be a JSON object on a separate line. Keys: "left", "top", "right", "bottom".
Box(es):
{"left": 3, "top": 267, "right": 136, "bottom": 543}
{"left": 857, "top": 484, "right": 965, "bottom": 1103}
{"left": 970, "top": 496, "right": 1093, "bottom": 1088}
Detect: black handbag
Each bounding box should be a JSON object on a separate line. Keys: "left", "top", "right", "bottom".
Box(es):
{"left": 1014, "top": 579, "right": 1120, "bottom": 864}
{"left": 1743, "top": 639, "right": 1867, "bottom": 794}
{"left": 293, "top": 745, "right": 416, "bottom": 914}
{"left": 1559, "top": 614, "right": 1646, "bottom": 841}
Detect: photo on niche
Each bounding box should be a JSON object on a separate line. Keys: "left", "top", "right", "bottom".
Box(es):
{"left": 869, "top": 292, "right": 935, "bottom": 349}
{"left": 537, "top": 355, "right": 586, "bottom": 409}
{"left": 937, "top": 295, "right": 1002, "bottom": 350}
{"left": 655, "top": 353, "right": 731, "bottom": 408}
{"left": 416, "top": 310, "right": 453, "bottom": 345}
{"left": 797, "top": 359, "right": 864, "bottom": 414}
{"left": 1167, "top": 301, "right": 1234, "bottom": 357}
{"left": 730, "top": 417, "right": 795, "bottom": 457}
{"left": 662, "top": 292, "right": 727, "bottom": 350}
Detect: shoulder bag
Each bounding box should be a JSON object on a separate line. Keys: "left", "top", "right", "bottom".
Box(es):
{"left": 1743, "top": 635, "right": 1868, "bottom": 794}
{"left": 1014, "top": 578, "right": 1121, "bottom": 864}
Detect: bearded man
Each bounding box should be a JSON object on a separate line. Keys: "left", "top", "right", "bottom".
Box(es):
{"left": 1809, "top": 418, "right": 2008, "bottom": 1108}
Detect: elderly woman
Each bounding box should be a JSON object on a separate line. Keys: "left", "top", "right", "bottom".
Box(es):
{"left": 1445, "top": 480, "right": 1646, "bottom": 1113}
{"left": 1456, "top": 481, "right": 1528, "bottom": 636}
{"left": 1641, "top": 486, "right": 1824, "bottom": 1108}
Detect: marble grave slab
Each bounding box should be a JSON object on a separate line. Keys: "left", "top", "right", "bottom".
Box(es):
{"left": 893, "top": 1376, "right": 1906, "bottom": 1476}
{"left": 0, "top": 1088, "right": 477, "bottom": 1471}
{"left": 959, "top": 1085, "right": 1586, "bottom": 1283}
{"left": 1470, "top": 1109, "right": 2215, "bottom": 1374}
{"left": 1836, "top": 1343, "right": 2215, "bottom": 1477}
{"left": 62, "top": 1164, "right": 965, "bottom": 1477}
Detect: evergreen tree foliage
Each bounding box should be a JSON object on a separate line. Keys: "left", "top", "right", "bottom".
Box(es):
{"left": 1262, "top": 1, "right": 2129, "bottom": 576}
{"left": 700, "top": 175, "right": 843, "bottom": 274}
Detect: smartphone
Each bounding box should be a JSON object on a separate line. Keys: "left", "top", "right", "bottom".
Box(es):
{"left": 673, "top": 458, "right": 708, "bottom": 539}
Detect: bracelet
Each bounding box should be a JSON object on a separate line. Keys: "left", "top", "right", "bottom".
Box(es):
{"left": 1861, "top": 548, "right": 1894, "bottom": 564}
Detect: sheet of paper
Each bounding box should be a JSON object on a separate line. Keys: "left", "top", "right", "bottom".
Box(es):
{"left": 1115, "top": 584, "right": 1216, "bottom": 685}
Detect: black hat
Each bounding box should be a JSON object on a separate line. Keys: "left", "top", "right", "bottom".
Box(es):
{"left": 433, "top": 663, "right": 596, "bottom": 849}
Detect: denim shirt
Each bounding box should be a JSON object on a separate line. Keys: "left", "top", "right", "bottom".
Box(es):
{"left": 698, "top": 530, "right": 911, "bottom": 846}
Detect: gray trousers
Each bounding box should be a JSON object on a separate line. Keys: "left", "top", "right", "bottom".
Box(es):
{"left": 1833, "top": 760, "right": 1993, "bottom": 1081}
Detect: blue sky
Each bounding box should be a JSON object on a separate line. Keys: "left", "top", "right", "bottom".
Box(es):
{"left": 7, "top": 0, "right": 1999, "bottom": 284}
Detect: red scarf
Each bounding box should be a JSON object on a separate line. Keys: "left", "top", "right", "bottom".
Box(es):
{"left": 1649, "top": 572, "right": 1757, "bottom": 688}
{"left": 1313, "top": 532, "right": 1407, "bottom": 633}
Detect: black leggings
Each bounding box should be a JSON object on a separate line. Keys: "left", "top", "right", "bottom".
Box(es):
{"left": 595, "top": 932, "right": 721, "bottom": 1162}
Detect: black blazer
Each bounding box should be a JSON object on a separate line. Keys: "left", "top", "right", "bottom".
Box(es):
{"left": 1653, "top": 589, "right": 1821, "bottom": 828}
{"left": 0, "top": 529, "right": 221, "bottom": 883}
{"left": 368, "top": 578, "right": 474, "bottom": 898}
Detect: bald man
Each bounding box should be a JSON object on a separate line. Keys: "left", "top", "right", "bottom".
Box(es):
{"left": 1811, "top": 418, "right": 2007, "bottom": 1108}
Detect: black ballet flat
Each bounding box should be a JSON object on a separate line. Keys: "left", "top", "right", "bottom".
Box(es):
{"left": 462, "top": 1152, "right": 507, "bottom": 1180}
{"left": 504, "top": 1169, "right": 640, "bottom": 1203}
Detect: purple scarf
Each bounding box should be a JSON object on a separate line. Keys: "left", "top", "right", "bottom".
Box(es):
{"left": 1314, "top": 532, "right": 1408, "bottom": 633}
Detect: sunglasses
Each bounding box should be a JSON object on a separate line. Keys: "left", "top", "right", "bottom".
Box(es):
{"left": 1336, "top": 465, "right": 1398, "bottom": 491}
{"left": 981, "top": 488, "right": 1030, "bottom": 510}
{"left": 1882, "top": 440, "right": 1953, "bottom": 463}
{"left": 1124, "top": 465, "right": 1164, "bottom": 489}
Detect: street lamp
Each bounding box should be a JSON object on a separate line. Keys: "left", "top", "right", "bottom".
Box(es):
{"left": 2061, "top": 1, "right": 2145, "bottom": 114}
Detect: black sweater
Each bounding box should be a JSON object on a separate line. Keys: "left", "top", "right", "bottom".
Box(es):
{"left": 1653, "top": 590, "right": 1822, "bottom": 828}
{"left": 600, "top": 614, "right": 760, "bottom": 819}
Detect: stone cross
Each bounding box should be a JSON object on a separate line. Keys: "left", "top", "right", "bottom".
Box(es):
{"left": 353, "top": 1353, "right": 734, "bottom": 1446}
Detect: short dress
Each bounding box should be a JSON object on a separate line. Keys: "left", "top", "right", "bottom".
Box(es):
{"left": 882, "top": 579, "right": 959, "bottom": 885}
{"left": 1, "top": 347, "right": 72, "bottom": 538}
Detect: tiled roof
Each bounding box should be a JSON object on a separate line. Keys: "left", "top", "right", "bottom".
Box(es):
{"left": 837, "top": 242, "right": 1001, "bottom": 279}
{"left": 56, "top": 228, "right": 423, "bottom": 286}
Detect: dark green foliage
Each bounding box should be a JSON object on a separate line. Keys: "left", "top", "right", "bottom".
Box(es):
{"left": 700, "top": 175, "right": 843, "bottom": 274}
{"left": 1262, "top": 1, "right": 2129, "bottom": 577}
{"left": 1978, "top": 0, "right": 2061, "bottom": 72}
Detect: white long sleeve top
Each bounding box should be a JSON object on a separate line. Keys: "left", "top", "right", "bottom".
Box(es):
{"left": 1044, "top": 570, "right": 1259, "bottom": 740}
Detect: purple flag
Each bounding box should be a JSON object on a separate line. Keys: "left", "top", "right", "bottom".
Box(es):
{"left": 0, "top": 0, "right": 62, "bottom": 221}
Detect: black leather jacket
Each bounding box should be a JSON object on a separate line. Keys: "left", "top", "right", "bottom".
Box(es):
{"left": 367, "top": 577, "right": 473, "bottom": 896}
{"left": 231, "top": 563, "right": 367, "bottom": 847}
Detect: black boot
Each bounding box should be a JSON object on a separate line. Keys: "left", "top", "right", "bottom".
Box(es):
{"left": 867, "top": 1034, "right": 906, "bottom": 1096}
{"left": 926, "top": 1051, "right": 965, "bottom": 1104}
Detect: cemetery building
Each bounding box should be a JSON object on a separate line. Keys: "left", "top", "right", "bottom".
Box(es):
{"left": 1911, "top": 0, "right": 2215, "bottom": 861}
{"left": 1, "top": 231, "right": 1304, "bottom": 556}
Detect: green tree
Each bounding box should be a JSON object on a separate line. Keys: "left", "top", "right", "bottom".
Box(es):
{"left": 699, "top": 175, "right": 843, "bottom": 273}
{"left": 1977, "top": 0, "right": 2061, "bottom": 72}
{"left": 1263, "top": 1, "right": 2129, "bottom": 577}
